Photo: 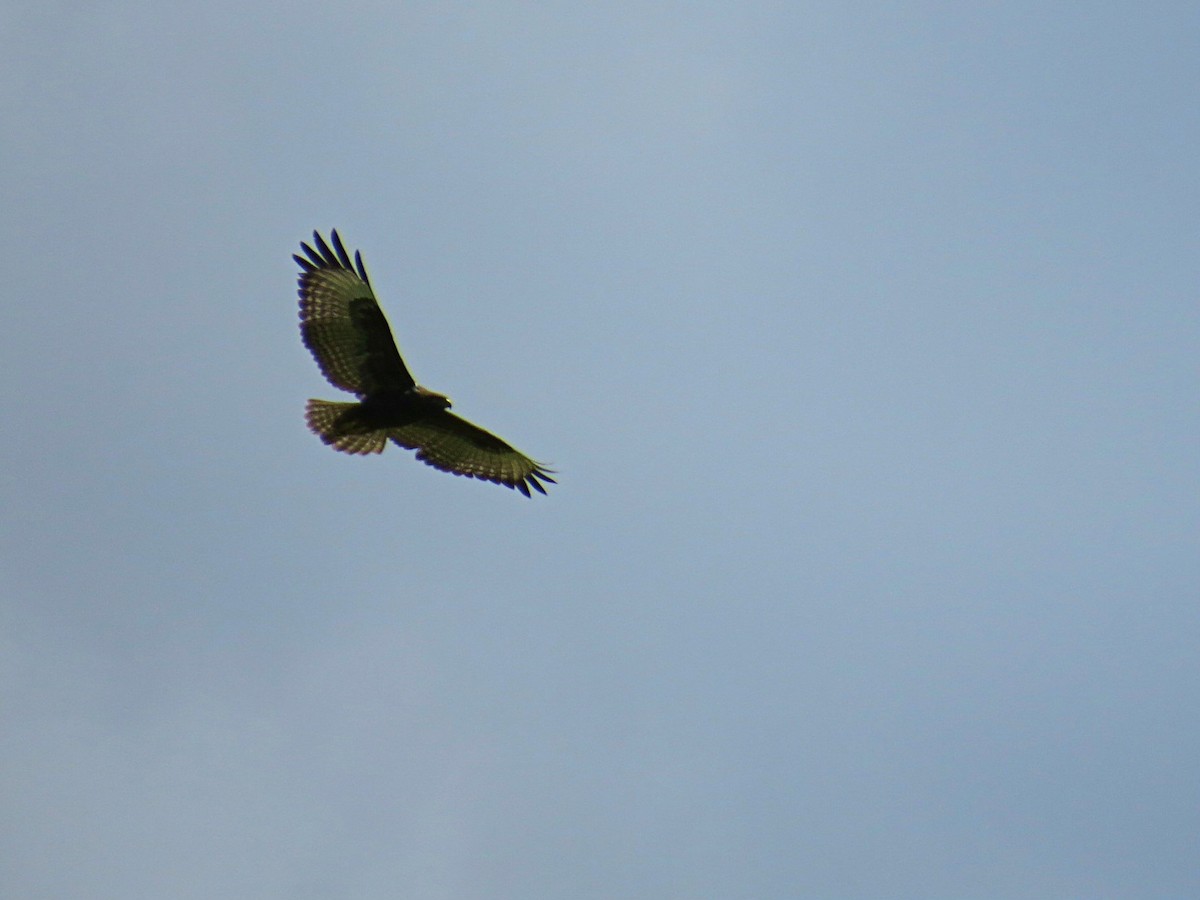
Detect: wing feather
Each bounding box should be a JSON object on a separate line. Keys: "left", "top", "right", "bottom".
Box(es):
{"left": 296, "top": 230, "right": 416, "bottom": 395}
{"left": 389, "top": 411, "right": 556, "bottom": 496}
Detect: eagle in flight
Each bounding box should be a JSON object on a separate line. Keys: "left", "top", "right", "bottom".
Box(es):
{"left": 295, "top": 230, "right": 555, "bottom": 496}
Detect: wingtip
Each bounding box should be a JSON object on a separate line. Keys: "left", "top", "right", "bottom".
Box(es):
{"left": 297, "top": 229, "right": 369, "bottom": 284}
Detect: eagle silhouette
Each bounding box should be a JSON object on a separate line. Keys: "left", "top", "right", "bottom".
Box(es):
{"left": 295, "top": 230, "right": 555, "bottom": 496}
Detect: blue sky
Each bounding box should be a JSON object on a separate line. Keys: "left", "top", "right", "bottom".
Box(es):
{"left": 2, "top": 3, "right": 1198, "bottom": 897}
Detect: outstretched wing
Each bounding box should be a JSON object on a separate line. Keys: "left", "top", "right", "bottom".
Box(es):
{"left": 295, "top": 230, "right": 415, "bottom": 395}
{"left": 389, "top": 411, "right": 556, "bottom": 497}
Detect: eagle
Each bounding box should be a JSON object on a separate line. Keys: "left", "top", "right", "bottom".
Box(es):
{"left": 295, "top": 230, "right": 555, "bottom": 497}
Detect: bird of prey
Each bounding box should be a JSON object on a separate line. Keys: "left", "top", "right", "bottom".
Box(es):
{"left": 294, "top": 230, "right": 555, "bottom": 496}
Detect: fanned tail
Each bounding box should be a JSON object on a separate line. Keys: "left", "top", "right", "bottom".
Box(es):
{"left": 305, "top": 399, "right": 388, "bottom": 455}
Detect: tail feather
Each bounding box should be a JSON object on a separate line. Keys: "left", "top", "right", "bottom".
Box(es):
{"left": 305, "top": 399, "right": 388, "bottom": 455}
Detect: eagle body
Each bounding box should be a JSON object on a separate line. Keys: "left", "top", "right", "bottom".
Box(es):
{"left": 295, "top": 230, "right": 554, "bottom": 496}
{"left": 357, "top": 386, "right": 452, "bottom": 424}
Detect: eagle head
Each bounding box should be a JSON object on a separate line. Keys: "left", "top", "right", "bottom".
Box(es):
{"left": 414, "top": 385, "right": 452, "bottom": 409}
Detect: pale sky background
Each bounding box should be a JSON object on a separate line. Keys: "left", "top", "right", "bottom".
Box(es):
{"left": 2, "top": 3, "right": 1198, "bottom": 898}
